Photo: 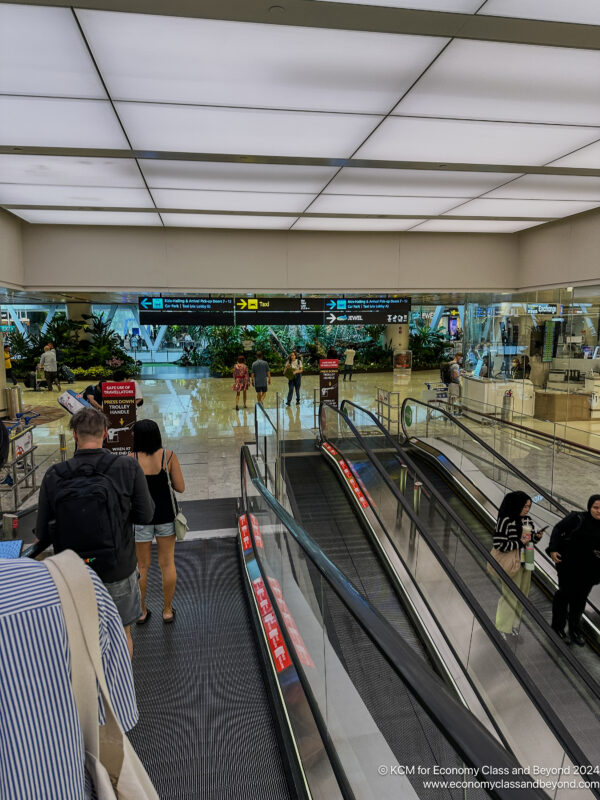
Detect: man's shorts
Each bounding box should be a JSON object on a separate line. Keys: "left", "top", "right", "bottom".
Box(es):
{"left": 135, "top": 522, "right": 176, "bottom": 542}
{"left": 104, "top": 569, "right": 141, "bottom": 627}
{"left": 255, "top": 385, "right": 267, "bottom": 393}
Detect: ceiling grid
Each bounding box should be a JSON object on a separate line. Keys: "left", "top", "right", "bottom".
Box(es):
{"left": 0, "top": 0, "right": 599, "bottom": 232}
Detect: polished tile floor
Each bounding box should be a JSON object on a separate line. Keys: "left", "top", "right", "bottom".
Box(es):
{"left": 9, "top": 370, "right": 600, "bottom": 511}
{"left": 16, "top": 371, "right": 418, "bottom": 504}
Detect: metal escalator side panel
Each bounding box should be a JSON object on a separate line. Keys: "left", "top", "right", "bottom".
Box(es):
{"left": 318, "top": 405, "right": 600, "bottom": 792}
{"left": 238, "top": 514, "right": 345, "bottom": 800}
{"left": 316, "top": 441, "right": 508, "bottom": 748}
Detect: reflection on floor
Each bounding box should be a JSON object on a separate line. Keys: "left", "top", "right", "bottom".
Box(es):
{"left": 9, "top": 369, "right": 600, "bottom": 510}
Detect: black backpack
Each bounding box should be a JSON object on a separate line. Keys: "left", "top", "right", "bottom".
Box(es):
{"left": 440, "top": 361, "right": 453, "bottom": 384}
{"left": 52, "top": 454, "right": 126, "bottom": 583}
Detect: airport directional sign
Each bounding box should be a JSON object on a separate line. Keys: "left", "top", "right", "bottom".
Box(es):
{"left": 139, "top": 296, "right": 410, "bottom": 325}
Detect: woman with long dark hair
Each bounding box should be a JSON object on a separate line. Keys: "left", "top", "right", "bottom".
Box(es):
{"left": 548, "top": 495, "right": 600, "bottom": 646}
{"left": 492, "top": 491, "right": 545, "bottom": 638}
{"left": 130, "top": 419, "right": 185, "bottom": 625}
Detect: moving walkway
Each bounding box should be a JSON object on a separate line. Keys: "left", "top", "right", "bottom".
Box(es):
{"left": 279, "top": 402, "right": 600, "bottom": 796}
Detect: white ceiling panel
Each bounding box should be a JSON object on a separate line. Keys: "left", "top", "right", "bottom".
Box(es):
{"left": 485, "top": 175, "right": 600, "bottom": 201}
{"left": 117, "top": 103, "right": 379, "bottom": 158}
{"left": 355, "top": 117, "right": 600, "bottom": 165}
{"left": 78, "top": 11, "right": 446, "bottom": 114}
{"left": 0, "top": 97, "right": 128, "bottom": 148}
{"left": 0, "top": 184, "right": 153, "bottom": 208}
{"left": 293, "top": 217, "right": 424, "bottom": 230}
{"left": 413, "top": 219, "right": 543, "bottom": 232}
{"left": 395, "top": 40, "right": 600, "bottom": 126}
{"left": 151, "top": 188, "right": 312, "bottom": 213}
{"left": 444, "top": 197, "right": 598, "bottom": 218}
{"left": 162, "top": 213, "right": 292, "bottom": 229}
{"left": 309, "top": 194, "right": 460, "bottom": 215}
{"left": 0, "top": 4, "right": 105, "bottom": 99}
{"left": 326, "top": 167, "right": 517, "bottom": 196}
{"left": 140, "top": 160, "right": 337, "bottom": 193}
{"left": 11, "top": 210, "right": 161, "bottom": 226}
{"left": 480, "top": 0, "right": 600, "bottom": 25}
{"left": 550, "top": 140, "right": 600, "bottom": 168}
{"left": 314, "top": 1, "right": 480, "bottom": 10}
{"left": 0, "top": 155, "right": 144, "bottom": 188}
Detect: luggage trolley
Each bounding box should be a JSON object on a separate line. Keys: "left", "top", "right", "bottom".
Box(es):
{"left": 421, "top": 381, "right": 449, "bottom": 405}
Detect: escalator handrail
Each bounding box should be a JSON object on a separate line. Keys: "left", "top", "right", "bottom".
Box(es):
{"left": 320, "top": 404, "right": 599, "bottom": 782}
{"left": 240, "top": 445, "right": 547, "bottom": 800}
{"left": 339, "top": 398, "right": 600, "bottom": 705}
{"left": 397, "top": 397, "right": 570, "bottom": 516}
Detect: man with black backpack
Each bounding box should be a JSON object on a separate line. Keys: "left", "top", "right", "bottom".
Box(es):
{"left": 36, "top": 407, "right": 155, "bottom": 658}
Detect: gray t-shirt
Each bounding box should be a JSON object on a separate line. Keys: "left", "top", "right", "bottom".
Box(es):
{"left": 40, "top": 350, "right": 57, "bottom": 372}
{"left": 251, "top": 359, "right": 270, "bottom": 386}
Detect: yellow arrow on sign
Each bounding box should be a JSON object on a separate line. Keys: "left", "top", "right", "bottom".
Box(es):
{"left": 236, "top": 299, "right": 247, "bottom": 309}
{"left": 120, "top": 417, "right": 124, "bottom": 425}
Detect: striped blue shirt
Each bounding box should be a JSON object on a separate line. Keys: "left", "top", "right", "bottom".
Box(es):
{"left": 0, "top": 558, "right": 138, "bottom": 800}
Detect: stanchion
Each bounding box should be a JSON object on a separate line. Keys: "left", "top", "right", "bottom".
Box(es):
{"left": 59, "top": 431, "right": 67, "bottom": 462}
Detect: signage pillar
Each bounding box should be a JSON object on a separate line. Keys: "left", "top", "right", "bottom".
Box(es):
{"left": 319, "top": 359, "right": 339, "bottom": 409}
{"left": 101, "top": 381, "right": 136, "bottom": 454}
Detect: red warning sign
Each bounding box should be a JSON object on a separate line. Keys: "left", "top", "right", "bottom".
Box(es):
{"left": 249, "top": 513, "right": 264, "bottom": 548}
{"left": 267, "top": 577, "right": 315, "bottom": 669}
{"left": 252, "top": 577, "right": 291, "bottom": 672}
{"left": 252, "top": 577, "right": 273, "bottom": 618}
{"left": 239, "top": 515, "right": 252, "bottom": 551}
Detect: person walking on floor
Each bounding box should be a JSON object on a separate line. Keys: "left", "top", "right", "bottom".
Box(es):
{"left": 492, "top": 491, "right": 545, "bottom": 638}
{"left": 38, "top": 342, "right": 61, "bottom": 391}
{"left": 285, "top": 350, "right": 303, "bottom": 406}
{"left": 35, "top": 407, "right": 155, "bottom": 658}
{"left": 251, "top": 351, "right": 271, "bottom": 404}
{"left": 343, "top": 344, "right": 356, "bottom": 382}
{"left": 548, "top": 495, "right": 600, "bottom": 646}
{"left": 131, "top": 419, "right": 185, "bottom": 626}
{"left": 232, "top": 355, "right": 250, "bottom": 410}
{"left": 4, "top": 344, "right": 17, "bottom": 385}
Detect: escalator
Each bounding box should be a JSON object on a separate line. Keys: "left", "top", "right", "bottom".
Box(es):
{"left": 15, "top": 442, "right": 543, "bottom": 800}
{"left": 281, "top": 402, "right": 600, "bottom": 791}
{"left": 394, "top": 397, "right": 600, "bottom": 637}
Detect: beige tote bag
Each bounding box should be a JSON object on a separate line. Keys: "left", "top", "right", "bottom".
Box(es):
{"left": 45, "top": 551, "right": 160, "bottom": 800}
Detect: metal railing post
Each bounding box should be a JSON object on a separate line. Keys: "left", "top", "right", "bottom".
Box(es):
{"left": 59, "top": 431, "right": 67, "bottom": 462}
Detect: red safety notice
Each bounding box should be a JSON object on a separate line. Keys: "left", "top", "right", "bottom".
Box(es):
{"left": 267, "top": 577, "right": 315, "bottom": 669}
{"left": 252, "top": 577, "right": 273, "bottom": 618}
{"left": 252, "top": 578, "right": 291, "bottom": 672}
{"left": 249, "top": 513, "right": 264, "bottom": 548}
{"left": 238, "top": 515, "right": 252, "bottom": 551}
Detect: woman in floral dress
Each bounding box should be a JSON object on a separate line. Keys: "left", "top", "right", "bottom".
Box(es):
{"left": 232, "top": 355, "right": 250, "bottom": 410}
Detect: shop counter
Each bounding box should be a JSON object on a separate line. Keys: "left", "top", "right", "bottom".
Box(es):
{"left": 534, "top": 390, "right": 591, "bottom": 422}
{"left": 462, "top": 376, "right": 535, "bottom": 417}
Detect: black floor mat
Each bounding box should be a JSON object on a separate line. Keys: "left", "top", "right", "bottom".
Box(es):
{"left": 129, "top": 538, "right": 292, "bottom": 800}
{"left": 179, "top": 498, "right": 238, "bottom": 531}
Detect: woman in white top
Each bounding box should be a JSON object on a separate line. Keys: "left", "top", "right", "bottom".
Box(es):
{"left": 285, "top": 350, "right": 303, "bottom": 406}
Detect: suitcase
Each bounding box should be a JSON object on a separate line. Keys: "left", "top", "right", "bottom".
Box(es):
{"left": 60, "top": 365, "right": 75, "bottom": 384}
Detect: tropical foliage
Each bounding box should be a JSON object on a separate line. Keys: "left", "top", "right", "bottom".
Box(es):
{"left": 196, "top": 323, "right": 393, "bottom": 376}
{"left": 409, "top": 320, "right": 453, "bottom": 369}
{"left": 6, "top": 313, "right": 136, "bottom": 377}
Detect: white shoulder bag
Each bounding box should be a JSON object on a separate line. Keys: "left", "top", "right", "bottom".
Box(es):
{"left": 163, "top": 450, "right": 188, "bottom": 542}
{"left": 45, "top": 550, "right": 160, "bottom": 800}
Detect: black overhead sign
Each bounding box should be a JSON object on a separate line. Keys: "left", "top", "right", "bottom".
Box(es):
{"left": 138, "top": 296, "right": 410, "bottom": 325}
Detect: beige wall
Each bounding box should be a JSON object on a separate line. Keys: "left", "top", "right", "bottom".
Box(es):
{"left": 11, "top": 210, "right": 600, "bottom": 293}
{"left": 21, "top": 223, "right": 519, "bottom": 293}
{"left": 0, "top": 210, "right": 24, "bottom": 289}
{"left": 517, "top": 209, "right": 600, "bottom": 291}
